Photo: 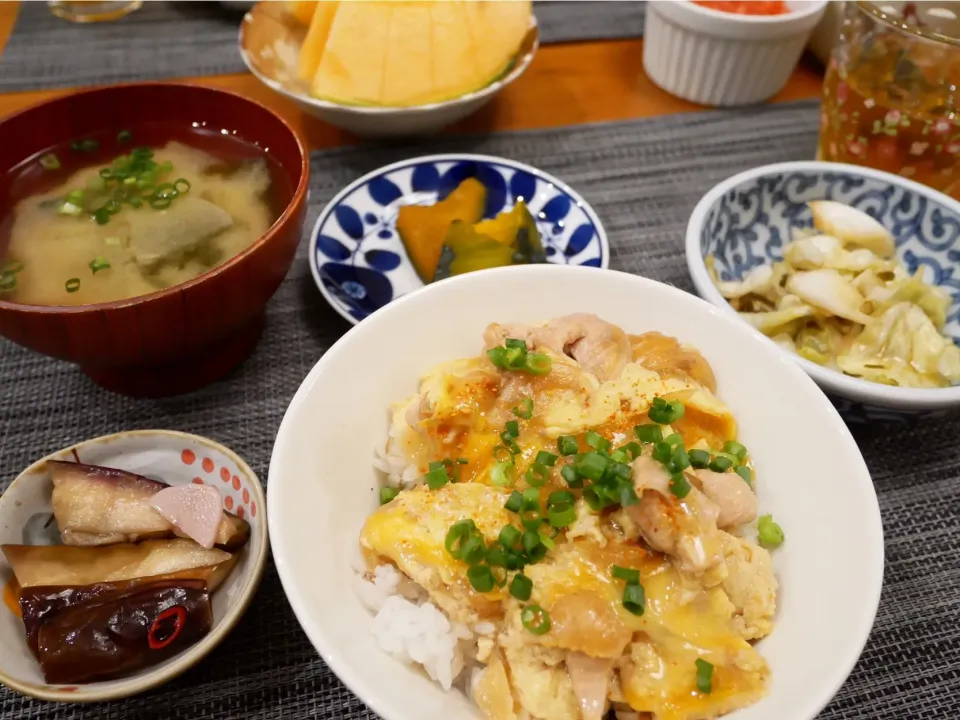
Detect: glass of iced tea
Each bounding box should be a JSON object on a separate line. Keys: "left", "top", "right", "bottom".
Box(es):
{"left": 48, "top": 0, "right": 142, "bottom": 23}
{"left": 819, "top": 1, "right": 960, "bottom": 200}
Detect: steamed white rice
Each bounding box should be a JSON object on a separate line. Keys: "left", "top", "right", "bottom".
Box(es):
{"left": 355, "top": 564, "right": 473, "bottom": 691}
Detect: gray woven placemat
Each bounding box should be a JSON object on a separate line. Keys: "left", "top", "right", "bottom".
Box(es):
{"left": 2, "top": 100, "right": 959, "bottom": 719}
{"left": 0, "top": 0, "right": 646, "bottom": 93}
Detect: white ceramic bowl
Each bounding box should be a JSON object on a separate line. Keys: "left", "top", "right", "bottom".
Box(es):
{"left": 269, "top": 265, "right": 884, "bottom": 720}
{"left": 643, "top": 0, "right": 828, "bottom": 106}
{"left": 686, "top": 161, "right": 960, "bottom": 421}
{"left": 239, "top": 3, "right": 539, "bottom": 138}
{"left": 0, "top": 430, "right": 268, "bottom": 702}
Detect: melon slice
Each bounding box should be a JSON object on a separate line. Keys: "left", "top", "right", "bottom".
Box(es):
{"left": 285, "top": 1, "right": 318, "bottom": 26}
{"left": 297, "top": 1, "right": 338, "bottom": 84}
{"left": 311, "top": 2, "right": 393, "bottom": 105}
{"left": 466, "top": 0, "right": 532, "bottom": 85}
{"left": 382, "top": 3, "right": 435, "bottom": 107}
{"left": 304, "top": 0, "right": 532, "bottom": 107}
{"left": 429, "top": 1, "right": 482, "bottom": 103}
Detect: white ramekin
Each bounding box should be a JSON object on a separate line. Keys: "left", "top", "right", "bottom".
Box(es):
{"left": 643, "top": 0, "right": 829, "bottom": 107}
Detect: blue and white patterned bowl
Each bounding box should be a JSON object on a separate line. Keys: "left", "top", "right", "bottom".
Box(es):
{"left": 309, "top": 154, "right": 609, "bottom": 325}
{"left": 686, "top": 161, "right": 960, "bottom": 422}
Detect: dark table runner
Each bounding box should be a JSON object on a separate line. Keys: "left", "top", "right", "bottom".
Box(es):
{"left": 2, "top": 100, "right": 959, "bottom": 718}
{"left": 0, "top": 0, "right": 647, "bottom": 93}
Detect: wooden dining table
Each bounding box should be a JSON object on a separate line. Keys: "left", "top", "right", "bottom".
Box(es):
{"left": 0, "top": 1, "right": 824, "bottom": 144}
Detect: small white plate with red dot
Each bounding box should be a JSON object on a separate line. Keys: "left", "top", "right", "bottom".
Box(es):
{"left": 0, "top": 429, "right": 268, "bottom": 703}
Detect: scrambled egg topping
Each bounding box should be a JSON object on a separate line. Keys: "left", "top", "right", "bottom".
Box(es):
{"left": 361, "top": 315, "right": 780, "bottom": 720}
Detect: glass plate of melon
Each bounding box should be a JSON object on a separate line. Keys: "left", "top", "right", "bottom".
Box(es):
{"left": 308, "top": 154, "right": 610, "bottom": 324}
{"left": 239, "top": 1, "right": 540, "bottom": 138}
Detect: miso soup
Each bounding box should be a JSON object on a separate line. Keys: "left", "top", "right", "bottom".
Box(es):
{"left": 0, "top": 124, "right": 291, "bottom": 306}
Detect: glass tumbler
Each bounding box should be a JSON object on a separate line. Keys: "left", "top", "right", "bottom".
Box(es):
{"left": 818, "top": 1, "right": 960, "bottom": 200}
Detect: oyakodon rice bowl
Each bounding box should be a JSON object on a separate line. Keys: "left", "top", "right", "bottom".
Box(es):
{"left": 267, "top": 266, "right": 884, "bottom": 720}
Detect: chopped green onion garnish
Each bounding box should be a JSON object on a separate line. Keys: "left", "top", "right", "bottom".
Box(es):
{"left": 535, "top": 451, "right": 558, "bottom": 467}
{"left": 525, "top": 463, "right": 549, "bottom": 488}
{"left": 663, "top": 433, "right": 683, "bottom": 448}
{"left": 522, "top": 530, "right": 547, "bottom": 562}
{"left": 757, "top": 514, "right": 784, "bottom": 548}
{"left": 0, "top": 273, "right": 16, "bottom": 292}
{"left": 504, "top": 491, "right": 523, "bottom": 513}
{"left": 652, "top": 441, "right": 672, "bottom": 464}
{"left": 524, "top": 352, "right": 552, "bottom": 375}
{"left": 66, "top": 189, "right": 85, "bottom": 205}
{"left": 612, "top": 565, "right": 640, "bottom": 583}
{"left": 505, "top": 338, "right": 527, "bottom": 350}
{"left": 648, "top": 397, "right": 685, "bottom": 425}
{"left": 174, "top": 178, "right": 191, "bottom": 194}
{"left": 668, "top": 446, "right": 690, "bottom": 473}
{"left": 547, "top": 503, "right": 576, "bottom": 528}
{"left": 688, "top": 449, "right": 711, "bottom": 469}
{"left": 39, "top": 153, "right": 61, "bottom": 171}
{"left": 2, "top": 260, "right": 24, "bottom": 274}
{"left": 117, "top": 130, "right": 132, "bottom": 144}
{"left": 460, "top": 534, "right": 486, "bottom": 565}
{"left": 499, "top": 524, "right": 521, "bottom": 549}
{"left": 560, "top": 465, "right": 582, "bottom": 488}
{"left": 80, "top": 139, "right": 99, "bottom": 153}
{"left": 88, "top": 257, "right": 111, "bottom": 274}
{"left": 490, "top": 461, "right": 516, "bottom": 487}
{"left": 521, "top": 604, "right": 551, "bottom": 635}
{"left": 513, "top": 397, "right": 534, "bottom": 419}
{"left": 500, "top": 431, "right": 520, "bottom": 455}
{"left": 709, "top": 456, "right": 733, "bottom": 473}
{"left": 619, "top": 442, "right": 642, "bottom": 460}
{"left": 505, "top": 420, "right": 519, "bottom": 438}
{"left": 557, "top": 435, "right": 579, "bottom": 456}
{"left": 669, "top": 473, "right": 692, "bottom": 499}
{"left": 695, "top": 658, "right": 714, "bottom": 694}
{"left": 509, "top": 572, "right": 532, "bottom": 601}
{"left": 585, "top": 430, "right": 611, "bottom": 453}
{"left": 723, "top": 440, "right": 748, "bottom": 462}
{"left": 634, "top": 424, "right": 663, "bottom": 444}
{"left": 445, "top": 520, "right": 477, "bottom": 559}
{"left": 93, "top": 208, "right": 111, "bottom": 225}
{"left": 424, "top": 467, "right": 449, "bottom": 489}
{"left": 379, "top": 487, "right": 399, "bottom": 505}
{"left": 65, "top": 278, "right": 80, "bottom": 293}
{"left": 485, "top": 545, "right": 508, "bottom": 568}
{"left": 467, "top": 564, "right": 495, "bottom": 592}
{"left": 622, "top": 581, "right": 645, "bottom": 616}
{"left": 735, "top": 465, "right": 753, "bottom": 487}
{"left": 574, "top": 451, "right": 608, "bottom": 481}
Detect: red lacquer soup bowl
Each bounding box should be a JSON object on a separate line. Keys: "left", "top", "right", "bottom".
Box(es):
{"left": 0, "top": 83, "right": 309, "bottom": 397}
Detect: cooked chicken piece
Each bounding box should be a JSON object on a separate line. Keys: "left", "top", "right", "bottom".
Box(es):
{"left": 629, "top": 331, "right": 717, "bottom": 391}
{"left": 689, "top": 468, "right": 758, "bottom": 529}
{"left": 484, "top": 315, "right": 632, "bottom": 381}
{"left": 627, "top": 456, "right": 724, "bottom": 575}
{"left": 719, "top": 532, "right": 778, "bottom": 640}
{"left": 566, "top": 652, "right": 614, "bottom": 720}
{"left": 532, "top": 314, "right": 631, "bottom": 381}
{"left": 483, "top": 321, "right": 534, "bottom": 350}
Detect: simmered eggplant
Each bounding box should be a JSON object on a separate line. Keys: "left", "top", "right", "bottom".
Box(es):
{"left": 2, "top": 539, "right": 237, "bottom": 592}
{"left": 19, "top": 575, "right": 213, "bottom": 684}
{"left": 49, "top": 461, "right": 249, "bottom": 550}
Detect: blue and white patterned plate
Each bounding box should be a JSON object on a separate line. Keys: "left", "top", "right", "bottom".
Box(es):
{"left": 308, "top": 154, "right": 609, "bottom": 325}
{"left": 686, "top": 161, "right": 960, "bottom": 422}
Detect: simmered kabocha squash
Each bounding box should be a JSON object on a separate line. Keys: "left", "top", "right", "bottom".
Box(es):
{"left": 396, "top": 178, "right": 486, "bottom": 282}
{"left": 432, "top": 201, "right": 546, "bottom": 281}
